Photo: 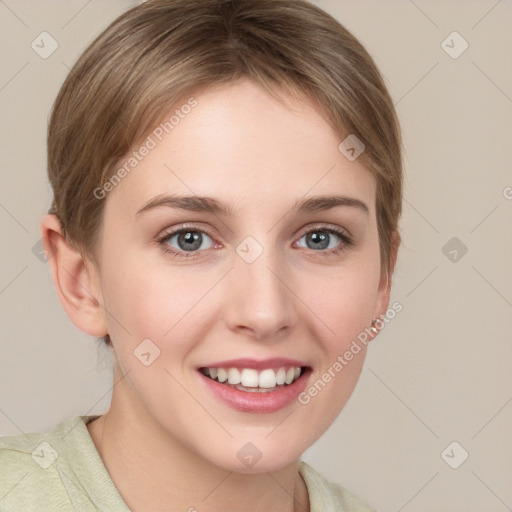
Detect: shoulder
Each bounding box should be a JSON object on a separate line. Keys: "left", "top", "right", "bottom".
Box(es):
{"left": 0, "top": 416, "right": 88, "bottom": 510}
{"left": 299, "top": 461, "right": 377, "bottom": 512}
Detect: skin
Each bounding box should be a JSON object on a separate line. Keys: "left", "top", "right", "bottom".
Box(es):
{"left": 41, "top": 78, "right": 399, "bottom": 512}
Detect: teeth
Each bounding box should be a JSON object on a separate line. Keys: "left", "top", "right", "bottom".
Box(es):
{"left": 240, "top": 368, "right": 259, "bottom": 387}
{"left": 259, "top": 369, "right": 277, "bottom": 388}
{"left": 285, "top": 367, "right": 295, "bottom": 385}
{"left": 202, "top": 366, "right": 304, "bottom": 389}
{"left": 227, "top": 368, "right": 241, "bottom": 385}
{"left": 276, "top": 367, "right": 286, "bottom": 385}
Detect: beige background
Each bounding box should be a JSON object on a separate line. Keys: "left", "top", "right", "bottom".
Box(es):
{"left": 1, "top": 1, "right": 511, "bottom": 510}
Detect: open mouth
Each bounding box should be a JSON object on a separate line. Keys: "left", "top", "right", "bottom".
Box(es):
{"left": 199, "top": 366, "right": 310, "bottom": 393}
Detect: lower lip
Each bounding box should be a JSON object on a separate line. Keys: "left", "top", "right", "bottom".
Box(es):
{"left": 198, "top": 369, "right": 311, "bottom": 414}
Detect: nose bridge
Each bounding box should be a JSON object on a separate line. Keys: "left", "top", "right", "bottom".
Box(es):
{"left": 224, "top": 237, "right": 298, "bottom": 340}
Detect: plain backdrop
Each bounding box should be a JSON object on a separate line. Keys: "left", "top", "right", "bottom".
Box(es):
{"left": 0, "top": 1, "right": 511, "bottom": 511}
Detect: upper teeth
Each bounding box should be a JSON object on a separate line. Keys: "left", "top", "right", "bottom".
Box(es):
{"left": 203, "top": 367, "right": 302, "bottom": 388}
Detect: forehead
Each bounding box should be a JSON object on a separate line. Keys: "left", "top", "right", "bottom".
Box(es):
{"left": 104, "top": 79, "right": 376, "bottom": 218}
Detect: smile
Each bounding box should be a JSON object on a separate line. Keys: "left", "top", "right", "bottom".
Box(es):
{"left": 199, "top": 366, "right": 304, "bottom": 392}
{"left": 197, "top": 359, "right": 312, "bottom": 413}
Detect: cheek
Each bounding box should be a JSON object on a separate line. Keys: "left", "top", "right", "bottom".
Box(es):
{"left": 303, "top": 256, "right": 381, "bottom": 346}
{"left": 99, "top": 252, "right": 217, "bottom": 360}
{"left": 293, "top": 256, "right": 380, "bottom": 415}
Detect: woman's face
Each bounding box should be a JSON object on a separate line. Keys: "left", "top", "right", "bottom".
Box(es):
{"left": 93, "top": 79, "right": 390, "bottom": 472}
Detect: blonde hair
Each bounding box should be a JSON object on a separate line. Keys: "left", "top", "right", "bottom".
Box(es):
{"left": 47, "top": 0, "right": 403, "bottom": 343}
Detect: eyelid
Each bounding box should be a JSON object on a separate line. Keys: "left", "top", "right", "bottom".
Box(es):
{"left": 296, "top": 222, "right": 352, "bottom": 240}
{"left": 157, "top": 222, "right": 351, "bottom": 242}
{"left": 293, "top": 224, "right": 354, "bottom": 255}
{"left": 158, "top": 222, "right": 215, "bottom": 238}
{"left": 156, "top": 223, "right": 218, "bottom": 248}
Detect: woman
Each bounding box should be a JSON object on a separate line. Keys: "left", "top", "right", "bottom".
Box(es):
{"left": 0, "top": 1, "right": 403, "bottom": 510}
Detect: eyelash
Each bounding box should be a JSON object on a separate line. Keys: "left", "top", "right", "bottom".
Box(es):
{"left": 156, "top": 224, "right": 354, "bottom": 260}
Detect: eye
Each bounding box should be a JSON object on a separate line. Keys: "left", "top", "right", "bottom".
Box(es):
{"left": 295, "top": 226, "right": 353, "bottom": 255}
{"left": 157, "top": 224, "right": 354, "bottom": 260}
{"left": 157, "top": 226, "right": 215, "bottom": 259}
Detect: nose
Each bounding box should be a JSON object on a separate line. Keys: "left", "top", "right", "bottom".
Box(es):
{"left": 223, "top": 246, "right": 298, "bottom": 341}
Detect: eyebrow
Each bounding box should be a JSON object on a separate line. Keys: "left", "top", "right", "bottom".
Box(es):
{"left": 136, "top": 193, "right": 369, "bottom": 217}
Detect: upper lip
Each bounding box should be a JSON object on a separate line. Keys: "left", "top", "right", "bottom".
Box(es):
{"left": 198, "top": 358, "right": 309, "bottom": 370}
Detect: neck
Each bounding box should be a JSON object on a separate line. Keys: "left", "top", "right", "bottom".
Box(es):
{"left": 87, "top": 370, "right": 310, "bottom": 512}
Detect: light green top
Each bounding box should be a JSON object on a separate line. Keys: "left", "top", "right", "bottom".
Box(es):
{"left": 0, "top": 415, "right": 376, "bottom": 511}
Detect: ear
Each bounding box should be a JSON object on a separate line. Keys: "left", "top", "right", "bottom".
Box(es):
{"left": 371, "top": 230, "right": 401, "bottom": 334}
{"left": 40, "top": 214, "right": 108, "bottom": 338}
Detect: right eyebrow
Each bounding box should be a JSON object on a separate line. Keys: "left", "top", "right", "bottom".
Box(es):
{"left": 136, "top": 194, "right": 237, "bottom": 217}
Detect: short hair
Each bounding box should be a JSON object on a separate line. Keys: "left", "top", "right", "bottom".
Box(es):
{"left": 47, "top": 0, "right": 403, "bottom": 344}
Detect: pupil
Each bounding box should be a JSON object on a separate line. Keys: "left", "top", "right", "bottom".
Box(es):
{"left": 309, "top": 232, "right": 328, "bottom": 250}
{"left": 180, "top": 231, "right": 201, "bottom": 251}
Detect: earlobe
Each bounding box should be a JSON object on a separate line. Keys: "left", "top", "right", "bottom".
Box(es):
{"left": 40, "top": 214, "right": 108, "bottom": 338}
{"left": 371, "top": 230, "right": 401, "bottom": 337}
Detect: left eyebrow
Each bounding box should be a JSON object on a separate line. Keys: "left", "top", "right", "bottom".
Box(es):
{"left": 135, "top": 193, "right": 369, "bottom": 218}
{"left": 294, "top": 195, "right": 369, "bottom": 217}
